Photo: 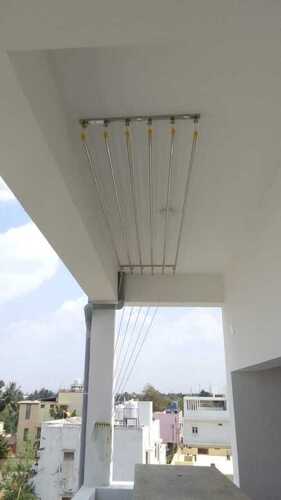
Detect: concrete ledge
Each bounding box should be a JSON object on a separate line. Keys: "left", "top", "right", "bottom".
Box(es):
{"left": 73, "top": 485, "right": 133, "bottom": 500}
{"left": 96, "top": 485, "right": 133, "bottom": 500}
{"left": 73, "top": 486, "right": 95, "bottom": 500}
{"left": 133, "top": 465, "right": 250, "bottom": 499}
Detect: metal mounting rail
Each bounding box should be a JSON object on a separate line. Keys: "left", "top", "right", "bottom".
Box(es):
{"left": 80, "top": 113, "right": 200, "bottom": 127}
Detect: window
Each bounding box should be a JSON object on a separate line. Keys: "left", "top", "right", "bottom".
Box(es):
{"left": 23, "top": 428, "right": 29, "bottom": 441}
{"left": 218, "top": 423, "right": 223, "bottom": 426}
{"left": 40, "top": 404, "right": 45, "bottom": 408}
{"left": 25, "top": 404, "right": 31, "bottom": 420}
{"left": 63, "top": 451, "right": 75, "bottom": 461}
{"left": 192, "top": 426, "right": 198, "bottom": 435}
{"left": 198, "top": 448, "right": 209, "bottom": 455}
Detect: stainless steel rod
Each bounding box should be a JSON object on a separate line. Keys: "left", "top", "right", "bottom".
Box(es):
{"left": 162, "top": 124, "right": 176, "bottom": 274}
{"left": 81, "top": 133, "right": 121, "bottom": 267}
{"left": 120, "top": 264, "right": 175, "bottom": 269}
{"left": 125, "top": 126, "right": 143, "bottom": 273}
{"left": 148, "top": 125, "right": 154, "bottom": 274}
{"left": 103, "top": 128, "right": 133, "bottom": 273}
{"left": 174, "top": 121, "right": 199, "bottom": 273}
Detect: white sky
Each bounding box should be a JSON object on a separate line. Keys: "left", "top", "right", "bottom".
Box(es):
{"left": 0, "top": 177, "right": 226, "bottom": 394}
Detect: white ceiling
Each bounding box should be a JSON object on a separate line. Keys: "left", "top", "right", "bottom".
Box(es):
{"left": 1, "top": 1, "right": 281, "bottom": 300}
{"left": 49, "top": 29, "right": 281, "bottom": 274}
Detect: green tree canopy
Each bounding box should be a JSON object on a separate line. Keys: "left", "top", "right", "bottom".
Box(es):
{"left": 0, "top": 434, "right": 9, "bottom": 459}
{"left": 0, "top": 441, "right": 36, "bottom": 499}
{"left": 141, "top": 384, "right": 172, "bottom": 412}
{"left": 27, "top": 388, "right": 56, "bottom": 401}
{"left": 0, "top": 382, "right": 24, "bottom": 434}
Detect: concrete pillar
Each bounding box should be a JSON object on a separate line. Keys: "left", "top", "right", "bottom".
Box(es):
{"left": 81, "top": 303, "right": 116, "bottom": 488}
{"left": 232, "top": 364, "right": 281, "bottom": 500}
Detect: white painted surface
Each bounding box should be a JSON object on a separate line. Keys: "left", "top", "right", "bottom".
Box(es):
{"left": 113, "top": 428, "right": 143, "bottom": 482}
{"left": 183, "top": 397, "right": 231, "bottom": 448}
{"left": 137, "top": 402, "right": 153, "bottom": 428}
{"left": 84, "top": 308, "right": 115, "bottom": 487}
{"left": 113, "top": 402, "right": 166, "bottom": 482}
{"left": 124, "top": 275, "right": 223, "bottom": 306}
{"left": 183, "top": 419, "right": 231, "bottom": 448}
{"left": 35, "top": 418, "right": 81, "bottom": 500}
{"left": 1, "top": 1, "right": 281, "bottom": 300}
{"left": 0, "top": 51, "right": 117, "bottom": 302}
{"left": 194, "top": 455, "right": 233, "bottom": 478}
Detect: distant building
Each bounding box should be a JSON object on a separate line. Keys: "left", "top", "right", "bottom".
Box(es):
{"left": 16, "top": 381, "right": 83, "bottom": 453}
{"left": 153, "top": 411, "right": 182, "bottom": 445}
{"left": 17, "top": 398, "right": 56, "bottom": 453}
{"left": 114, "top": 400, "right": 166, "bottom": 481}
{"left": 182, "top": 396, "right": 231, "bottom": 452}
{"left": 35, "top": 417, "right": 81, "bottom": 500}
{"left": 35, "top": 400, "right": 166, "bottom": 499}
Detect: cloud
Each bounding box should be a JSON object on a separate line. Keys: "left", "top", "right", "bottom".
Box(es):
{"left": 0, "top": 222, "right": 59, "bottom": 304}
{"left": 124, "top": 307, "right": 226, "bottom": 394}
{"left": 0, "top": 296, "right": 87, "bottom": 392}
{"left": 0, "top": 177, "right": 16, "bottom": 202}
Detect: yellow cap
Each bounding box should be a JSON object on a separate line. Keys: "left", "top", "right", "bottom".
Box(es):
{"left": 125, "top": 128, "right": 130, "bottom": 138}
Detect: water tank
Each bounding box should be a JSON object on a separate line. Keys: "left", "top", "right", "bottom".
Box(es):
{"left": 123, "top": 400, "right": 138, "bottom": 420}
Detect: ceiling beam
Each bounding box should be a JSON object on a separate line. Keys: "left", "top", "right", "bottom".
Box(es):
{"left": 124, "top": 274, "right": 224, "bottom": 306}
{"left": 0, "top": 51, "right": 118, "bottom": 301}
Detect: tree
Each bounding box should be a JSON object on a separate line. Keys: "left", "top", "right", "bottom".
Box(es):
{"left": 0, "top": 434, "right": 9, "bottom": 459}
{"left": 0, "top": 441, "right": 36, "bottom": 500}
{"left": 49, "top": 405, "right": 69, "bottom": 420}
{"left": 27, "top": 388, "right": 56, "bottom": 401}
{"left": 198, "top": 389, "right": 212, "bottom": 397}
{"left": 141, "top": 384, "right": 172, "bottom": 412}
{"left": 0, "top": 382, "right": 24, "bottom": 434}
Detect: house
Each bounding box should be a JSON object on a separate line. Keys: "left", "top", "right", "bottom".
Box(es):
{"left": 113, "top": 401, "right": 166, "bottom": 481}
{"left": 35, "top": 417, "right": 81, "bottom": 500}
{"left": 17, "top": 382, "right": 83, "bottom": 453}
{"left": 183, "top": 396, "right": 231, "bottom": 452}
{"left": 17, "top": 398, "right": 57, "bottom": 454}
{"left": 35, "top": 401, "right": 166, "bottom": 499}
{"left": 153, "top": 411, "right": 182, "bottom": 446}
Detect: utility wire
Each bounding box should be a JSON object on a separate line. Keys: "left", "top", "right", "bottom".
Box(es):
{"left": 114, "top": 307, "right": 142, "bottom": 393}
{"left": 114, "top": 307, "right": 125, "bottom": 352}
{"left": 115, "top": 308, "right": 158, "bottom": 399}
{"left": 114, "top": 307, "right": 150, "bottom": 400}
{"left": 114, "top": 307, "right": 135, "bottom": 379}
